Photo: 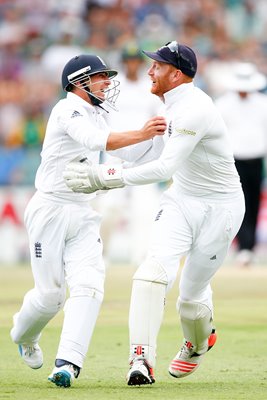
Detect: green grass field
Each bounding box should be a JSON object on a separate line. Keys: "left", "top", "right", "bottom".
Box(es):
{"left": 0, "top": 263, "right": 267, "bottom": 400}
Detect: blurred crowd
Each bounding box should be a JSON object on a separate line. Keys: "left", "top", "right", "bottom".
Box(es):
{"left": 1, "top": 0, "right": 267, "bottom": 185}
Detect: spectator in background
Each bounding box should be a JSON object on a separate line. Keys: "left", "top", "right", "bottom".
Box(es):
{"left": 106, "top": 41, "right": 162, "bottom": 131}
{"left": 40, "top": 29, "right": 83, "bottom": 85}
{"left": 98, "top": 42, "right": 163, "bottom": 265}
{"left": 215, "top": 62, "right": 267, "bottom": 266}
{"left": 5, "top": 100, "right": 46, "bottom": 148}
{"left": 1, "top": 99, "right": 47, "bottom": 185}
{"left": 0, "top": 1, "right": 267, "bottom": 184}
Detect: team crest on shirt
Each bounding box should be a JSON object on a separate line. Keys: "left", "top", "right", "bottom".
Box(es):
{"left": 175, "top": 128, "right": 196, "bottom": 136}
{"left": 71, "top": 110, "right": 83, "bottom": 118}
{"left": 34, "top": 242, "right": 42, "bottom": 258}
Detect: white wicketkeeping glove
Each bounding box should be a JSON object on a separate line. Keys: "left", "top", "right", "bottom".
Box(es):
{"left": 63, "top": 161, "right": 125, "bottom": 194}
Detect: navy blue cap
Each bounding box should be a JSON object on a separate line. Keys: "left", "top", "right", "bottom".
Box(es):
{"left": 143, "top": 41, "right": 197, "bottom": 78}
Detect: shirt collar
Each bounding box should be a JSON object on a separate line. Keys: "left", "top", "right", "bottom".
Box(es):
{"left": 163, "top": 82, "right": 194, "bottom": 108}
{"left": 67, "top": 91, "right": 95, "bottom": 110}
{"left": 66, "top": 91, "right": 108, "bottom": 115}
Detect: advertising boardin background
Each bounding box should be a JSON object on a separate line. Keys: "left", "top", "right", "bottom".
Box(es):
{"left": 1, "top": 186, "right": 267, "bottom": 265}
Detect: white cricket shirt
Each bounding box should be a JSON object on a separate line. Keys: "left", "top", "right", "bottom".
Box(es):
{"left": 123, "top": 82, "right": 242, "bottom": 199}
{"left": 35, "top": 92, "right": 110, "bottom": 201}
{"left": 215, "top": 91, "right": 267, "bottom": 159}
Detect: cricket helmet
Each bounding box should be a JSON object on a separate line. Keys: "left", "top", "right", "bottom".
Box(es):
{"left": 61, "top": 54, "right": 120, "bottom": 109}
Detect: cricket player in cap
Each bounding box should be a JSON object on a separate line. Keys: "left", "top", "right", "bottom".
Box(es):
{"left": 64, "top": 42, "right": 245, "bottom": 385}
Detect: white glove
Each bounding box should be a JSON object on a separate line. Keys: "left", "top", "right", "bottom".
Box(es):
{"left": 63, "top": 161, "right": 125, "bottom": 194}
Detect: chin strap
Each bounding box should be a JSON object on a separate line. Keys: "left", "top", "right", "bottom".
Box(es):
{"left": 81, "top": 81, "right": 102, "bottom": 106}
{"left": 86, "top": 88, "right": 109, "bottom": 113}
{"left": 88, "top": 92, "right": 102, "bottom": 106}
{"left": 95, "top": 102, "right": 109, "bottom": 113}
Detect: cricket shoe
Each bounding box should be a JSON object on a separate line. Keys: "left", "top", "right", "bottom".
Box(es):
{"left": 18, "top": 343, "right": 43, "bottom": 369}
{"left": 127, "top": 359, "right": 155, "bottom": 386}
{"left": 169, "top": 329, "right": 217, "bottom": 378}
{"left": 48, "top": 364, "right": 79, "bottom": 388}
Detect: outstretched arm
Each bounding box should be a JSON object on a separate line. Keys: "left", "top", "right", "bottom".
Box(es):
{"left": 106, "top": 116, "right": 166, "bottom": 150}
{"left": 63, "top": 126, "right": 200, "bottom": 193}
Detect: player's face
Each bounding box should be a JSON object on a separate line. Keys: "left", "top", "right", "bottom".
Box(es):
{"left": 89, "top": 72, "right": 111, "bottom": 101}
{"left": 147, "top": 61, "right": 178, "bottom": 98}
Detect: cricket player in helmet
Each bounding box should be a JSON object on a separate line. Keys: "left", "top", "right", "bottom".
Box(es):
{"left": 61, "top": 54, "right": 120, "bottom": 110}
{"left": 10, "top": 53, "right": 166, "bottom": 388}
{"left": 63, "top": 42, "right": 245, "bottom": 385}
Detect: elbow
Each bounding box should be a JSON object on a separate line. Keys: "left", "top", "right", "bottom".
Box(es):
{"left": 156, "top": 162, "right": 173, "bottom": 182}
{"left": 106, "top": 134, "right": 117, "bottom": 151}
{"left": 106, "top": 142, "right": 117, "bottom": 151}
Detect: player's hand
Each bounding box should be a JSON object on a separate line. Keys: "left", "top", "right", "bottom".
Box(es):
{"left": 140, "top": 116, "right": 166, "bottom": 140}
{"left": 63, "top": 161, "right": 125, "bottom": 194}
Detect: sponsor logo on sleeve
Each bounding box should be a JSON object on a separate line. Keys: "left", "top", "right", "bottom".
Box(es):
{"left": 175, "top": 128, "right": 196, "bottom": 136}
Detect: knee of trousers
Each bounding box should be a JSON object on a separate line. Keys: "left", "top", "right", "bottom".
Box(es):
{"left": 30, "top": 288, "right": 66, "bottom": 314}
{"left": 133, "top": 257, "right": 168, "bottom": 285}
{"left": 67, "top": 263, "right": 105, "bottom": 302}
{"left": 69, "top": 285, "right": 104, "bottom": 303}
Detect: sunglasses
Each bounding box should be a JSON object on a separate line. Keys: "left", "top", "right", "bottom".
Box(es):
{"left": 166, "top": 41, "right": 181, "bottom": 69}
{"left": 165, "top": 41, "right": 196, "bottom": 73}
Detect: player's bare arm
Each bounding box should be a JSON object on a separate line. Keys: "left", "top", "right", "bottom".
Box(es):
{"left": 106, "top": 116, "right": 166, "bottom": 150}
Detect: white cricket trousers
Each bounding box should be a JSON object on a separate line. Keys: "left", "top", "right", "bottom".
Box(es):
{"left": 129, "top": 187, "right": 245, "bottom": 367}
{"left": 11, "top": 191, "right": 105, "bottom": 368}
{"left": 149, "top": 187, "right": 246, "bottom": 306}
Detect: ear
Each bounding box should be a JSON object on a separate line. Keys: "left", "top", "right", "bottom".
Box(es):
{"left": 170, "top": 68, "right": 182, "bottom": 83}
